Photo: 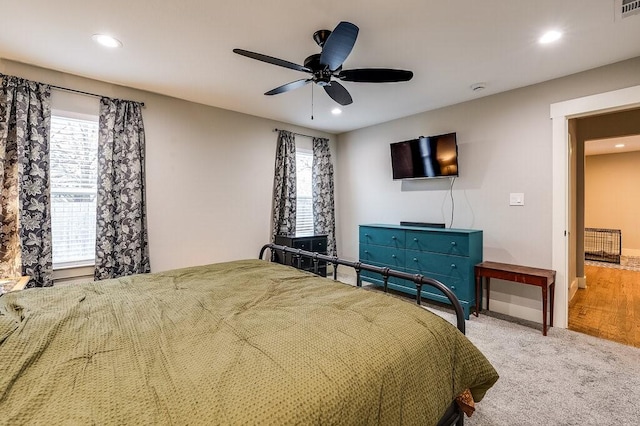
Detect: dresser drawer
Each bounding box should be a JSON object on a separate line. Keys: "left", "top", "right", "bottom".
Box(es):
{"left": 359, "top": 227, "right": 405, "bottom": 248}
{"left": 413, "top": 272, "right": 470, "bottom": 301}
{"left": 406, "top": 250, "right": 470, "bottom": 281}
{"left": 359, "top": 244, "right": 405, "bottom": 269}
{"left": 361, "top": 268, "right": 406, "bottom": 286}
{"left": 291, "top": 238, "right": 313, "bottom": 251}
{"left": 310, "top": 237, "right": 327, "bottom": 253}
{"left": 406, "top": 231, "right": 469, "bottom": 256}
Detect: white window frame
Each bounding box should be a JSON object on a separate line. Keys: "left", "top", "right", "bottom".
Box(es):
{"left": 49, "top": 108, "right": 99, "bottom": 277}
{"left": 295, "top": 147, "right": 314, "bottom": 237}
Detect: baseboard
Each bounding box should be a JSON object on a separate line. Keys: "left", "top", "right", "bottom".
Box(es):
{"left": 569, "top": 278, "right": 578, "bottom": 301}
{"left": 622, "top": 248, "right": 640, "bottom": 257}
{"left": 482, "top": 298, "right": 551, "bottom": 326}
{"left": 336, "top": 269, "right": 357, "bottom": 286}
{"left": 577, "top": 276, "right": 587, "bottom": 289}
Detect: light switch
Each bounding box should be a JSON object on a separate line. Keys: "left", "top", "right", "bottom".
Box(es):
{"left": 510, "top": 193, "right": 525, "bottom": 206}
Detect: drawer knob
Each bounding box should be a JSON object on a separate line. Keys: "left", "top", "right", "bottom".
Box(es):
{"left": 451, "top": 286, "right": 456, "bottom": 291}
{"left": 365, "top": 233, "right": 369, "bottom": 237}
{"left": 413, "top": 258, "right": 418, "bottom": 262}
{"left": 392, "top": 254, "right": 396, "bottom": 259}
{"left": 391, "top": 236, "right": 397, "bottom": 240}
{"left": 451, "top": 264, "right": 456, "bottom": 268}
{"left": 413, "top": 238, "right": 418, "bottom": 242}
{"left": 364, "top": 250, "right": 369, "bottom": 254}
{"left": 451, "top": 241, "right": 456, "bottom": 246}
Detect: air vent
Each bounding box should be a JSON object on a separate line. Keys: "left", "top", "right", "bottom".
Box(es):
{"left": 615, "top": 0, "right": 640, "bottom": 20}
{"left": 623, "top": 0, "right": 640, "bottom": 15}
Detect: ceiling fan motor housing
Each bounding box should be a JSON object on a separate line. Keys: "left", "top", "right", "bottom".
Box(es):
{"left": 304, "top": 54, "right": 336, "bottom": 85}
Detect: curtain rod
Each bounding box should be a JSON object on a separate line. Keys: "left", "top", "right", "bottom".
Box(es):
{"left": 1, "top": 72, "right": 145, "bottom": 107}
{"left": 51, "top": 85, "right": 145, "bottom": 107}
{"left": 273, "top": 128, "right": 316, "bottom": 139}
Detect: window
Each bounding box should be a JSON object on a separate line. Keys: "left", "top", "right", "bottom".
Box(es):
{"left": 49, "top": 114, "right": 99, "bottom": 268}
{"left": 296, "top": 149, "right": 314, "bottom": 236}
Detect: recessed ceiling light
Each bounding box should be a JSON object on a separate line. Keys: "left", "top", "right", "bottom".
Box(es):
{"left": 92, "top": 34, "right": 122, "bottom": 48}
{"left": 615, "top": 144, "right": 625, "bottom": 148}
{"left": 539, "top": 30, "right": 562, "bottom": 44}
{"left": 331, "top": 108, "right": 342, "bottom": 115}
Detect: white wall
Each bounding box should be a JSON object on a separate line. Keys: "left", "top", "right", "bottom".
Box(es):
{"left": 0, "top": 59, "right": 336, "bottom": 273}
{"left": 585, "top": 151, "right": 640, "bottom": 254}
{"left": 335, "top": 57, "right": 640, "bottom": 324}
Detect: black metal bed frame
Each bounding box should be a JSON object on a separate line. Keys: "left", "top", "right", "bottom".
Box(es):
{"left": 260, "top": 243, "right": 465, "bottom": 334}
{"left": 260, "top": 243, "right": 467, "bottom": 426}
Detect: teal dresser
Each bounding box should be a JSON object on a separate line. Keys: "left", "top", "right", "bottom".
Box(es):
{"left": 359, "top": 224, "right": 482, "bottom": 319}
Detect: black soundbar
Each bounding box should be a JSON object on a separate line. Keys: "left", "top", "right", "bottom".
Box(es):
{"left": 400, "top": 221, "right": 446, "bottom": 228}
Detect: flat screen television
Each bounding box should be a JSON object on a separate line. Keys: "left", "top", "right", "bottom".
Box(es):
{"left": 390, "top": 132, "right": 458, "bottom": 179}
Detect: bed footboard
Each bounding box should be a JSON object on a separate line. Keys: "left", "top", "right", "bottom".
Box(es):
{"left": 259, "top": 243, "right": 466, "bottom": 335}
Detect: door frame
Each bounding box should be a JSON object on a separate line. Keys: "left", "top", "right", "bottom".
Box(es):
{"left": 550, "top": 84, "right": 640, "bottom": 328}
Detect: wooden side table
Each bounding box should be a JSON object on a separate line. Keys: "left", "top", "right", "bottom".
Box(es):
{"left": 0, "top": 276, "right": 31, "bottom": 293}
{"left": 474, "top": 262, "right": 556, "bottom": 336}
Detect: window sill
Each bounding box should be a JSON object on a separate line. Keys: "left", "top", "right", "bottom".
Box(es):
{"left": 53, "top": 264, "right": 94, "bottom": 283}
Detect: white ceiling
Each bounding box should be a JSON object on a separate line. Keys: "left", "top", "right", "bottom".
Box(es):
{"left": 586, "top": 135, "right": 640, "bottom": 156}
{"left": 2, "top": 1, "right": 640, "bottom": 134}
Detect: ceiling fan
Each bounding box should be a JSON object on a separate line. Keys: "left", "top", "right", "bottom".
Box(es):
{"left": 233, "top": 21, "right": 413, "bottom": 106}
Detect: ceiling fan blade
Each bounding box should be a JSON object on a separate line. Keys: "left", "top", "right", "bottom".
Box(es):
{"left": 233, "top": 49, "right": 312, "bottom": 73}
{"left": 324, "top": 81, "right": 353, "bottom": 105}
{"left": 338, "top": 68, "right": 414, "bottom": 83}
{"left": 265, "top": 79, "right": 312, "bottom": 95}
{"left": 319, "top": 21, "right": 359, "bottom": 71}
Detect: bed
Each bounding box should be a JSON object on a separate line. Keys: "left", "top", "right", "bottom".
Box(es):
{"left": 0, "top": 245, "right": 498, "bottom": 425}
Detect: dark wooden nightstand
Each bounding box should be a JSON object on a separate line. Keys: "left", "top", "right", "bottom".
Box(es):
{"left": 274, "top": 234, "right": 328, "bottom": 276}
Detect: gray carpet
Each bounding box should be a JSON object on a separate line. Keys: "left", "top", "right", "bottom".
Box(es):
{"left": 426, "top": 307, "right": 640, "bottom": 426}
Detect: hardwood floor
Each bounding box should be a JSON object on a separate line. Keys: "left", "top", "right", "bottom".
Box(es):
{"left": 569, "top": 264, "right": 640, "bottom": 348}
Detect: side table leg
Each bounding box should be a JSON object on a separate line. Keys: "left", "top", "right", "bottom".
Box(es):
{"left": 542, "top": 285, "right": 548, "bottom": 336}
{"left": 486, "top": 278, "right": 491, "bottom": 312}
{"left": 474, "top": 276, "right": 481, "bottom": 317}
{"left": 550, "top": 281, "right": 555, "bottom": 327}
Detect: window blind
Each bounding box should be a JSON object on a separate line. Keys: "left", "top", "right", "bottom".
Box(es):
{"left": 50, "top": 115, "right": 99, "bottom": 268}
{"left": 296, "top": 150, "right": 314, "bottom": 236}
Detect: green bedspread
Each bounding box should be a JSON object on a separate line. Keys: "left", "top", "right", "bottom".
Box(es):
{"left": 0, "top": 259, "right": 498, "bottom": 425}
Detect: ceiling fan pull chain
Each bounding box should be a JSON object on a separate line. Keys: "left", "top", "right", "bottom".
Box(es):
{"left": 311, "top": 83, "right": 314, "bottom": 120}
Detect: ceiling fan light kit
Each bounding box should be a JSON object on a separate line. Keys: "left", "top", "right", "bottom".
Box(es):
{"left": 233, "top": 21, "right": 413, "bottom": 106}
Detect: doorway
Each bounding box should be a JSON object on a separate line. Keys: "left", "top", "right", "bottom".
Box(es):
{"left": 550, "top": 84, "right": 640, "bottom": 330}
{"left": 568, "top": 124, "right": 640, "bottom": 347}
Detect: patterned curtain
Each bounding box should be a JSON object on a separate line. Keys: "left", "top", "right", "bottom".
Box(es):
{"left": 95, "top": 97, "right": 150, "bottom": 280}
{"left": 0, "top": 74, "right": 53, "bottom": 287}
{"left": 312, "top": 137, "right": 337, "bottom": 256}
{"left": 271, "top": 130, "right": 296, "bottom": 242}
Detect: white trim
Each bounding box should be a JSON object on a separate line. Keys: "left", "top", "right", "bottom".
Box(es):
{"left": 52, "top": 265, "right": 94, "bottom": 282}
{"left": 569, "top": 278, "right": 578, "bottom": 302}
{"left": 577, "top": 276, "right": 587, "bottom": 289}
{"left": 51, "top": 108, "right": 98, "bottom": 122}
{"left": 550, "top": 84, "right": 640, "bottom": 329}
